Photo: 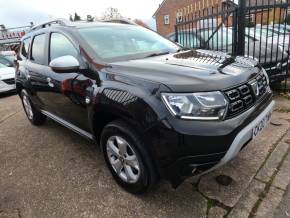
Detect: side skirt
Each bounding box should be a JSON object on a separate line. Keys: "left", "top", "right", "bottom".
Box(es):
{"left": 40, "top": 110, "right": 95, "bottom": 141}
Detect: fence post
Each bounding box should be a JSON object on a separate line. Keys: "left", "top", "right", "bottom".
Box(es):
{"left": 232, "top": 8, "right": 238, "bottom": 55}
{"left": 175, "top": 20, "right": 178, "bottom": 43}
{"left": 237, "top": 0, "right": 246, "bottom": 55}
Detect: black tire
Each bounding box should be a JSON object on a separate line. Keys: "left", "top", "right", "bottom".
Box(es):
{"left": 20, "top": 89, "right": 46, "bottom": 126}
{"left": 101, "top": 120, "right": 158, "bottom": 194}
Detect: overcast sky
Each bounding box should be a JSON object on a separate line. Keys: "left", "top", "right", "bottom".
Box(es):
{"left": 0, "top": 0, "right": 163, "bottom": 29}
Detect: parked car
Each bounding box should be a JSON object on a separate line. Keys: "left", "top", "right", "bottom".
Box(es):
{"left": 247, "top": 27, "right": 290, "bottom": 53}
{"left": 168, "top": 28, "right": 289, "bottom": 83}
{"left": 0, "top": 51, "right": 16, "bottom": 67}
{"left": 16, "top": 20, "right": 274, "bottom": 194}
{"left": 0, "top": 55, "right": 15, "bottom": 67}
{"left": 273, "top": 24, "right": 290, "bottom": 33}
{"left": 0, "top": 62, "right": 16, "bottom": 93}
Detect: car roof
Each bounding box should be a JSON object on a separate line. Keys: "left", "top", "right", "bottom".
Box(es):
{"left": 22, "top": 21, "right": 136, "bottom": 40}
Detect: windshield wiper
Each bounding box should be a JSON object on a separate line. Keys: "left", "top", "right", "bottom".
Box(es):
{"left": 146, "top": 51, "right": 170, "bottom": 58}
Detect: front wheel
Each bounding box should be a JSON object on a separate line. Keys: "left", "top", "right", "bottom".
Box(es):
{"left": 101, "top": 120, "right": 158, "bottom": 194}
{"left": 20, "top": 89, "right": 46, "bottom": 126}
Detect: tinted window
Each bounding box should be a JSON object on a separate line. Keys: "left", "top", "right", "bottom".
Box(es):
{"left": 50, "top": 33, "right": 78, "bottom": 61}
{"left": 31, "top": 34, "right": 46, "bottom": 64}
{"left": 21, "top": 38, "right": 31, "bottom": 58}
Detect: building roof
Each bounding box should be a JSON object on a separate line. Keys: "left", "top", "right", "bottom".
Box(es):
{"left": 153, "top": 0, "right": 168, "bottom": 18}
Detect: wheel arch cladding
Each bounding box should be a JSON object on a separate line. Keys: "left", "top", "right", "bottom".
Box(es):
{"left": 92, "top": 88, "right": 160, "bottom": 142}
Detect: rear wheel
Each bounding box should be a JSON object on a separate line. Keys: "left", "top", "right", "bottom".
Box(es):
{"left": 21, "top": 89, "right": 46, "bottom": 125}
{"left": 101, "top": 120, "right": 158, "bottom": 194}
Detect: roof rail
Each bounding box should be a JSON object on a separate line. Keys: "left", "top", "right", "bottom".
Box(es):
{"left": 29, "top": 18, "right": 71, "bottom": 32}
{"left": 103, "top": 18, "right": 136, "bottom": 25}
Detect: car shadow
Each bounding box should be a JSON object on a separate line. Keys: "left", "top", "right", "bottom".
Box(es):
{"left": 0, "top": 90, "right": 17, "bottom": 98}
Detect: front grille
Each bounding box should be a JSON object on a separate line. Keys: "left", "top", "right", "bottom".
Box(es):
{"left": 224, "top": 72, "right": 268, "bottom": 119}
{"left": 2, "top": 78, "right": 15, "bottom": 85}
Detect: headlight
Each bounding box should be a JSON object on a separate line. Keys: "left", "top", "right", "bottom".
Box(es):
{"left": 161, "top": 91, "right": 228, "bottom": 120}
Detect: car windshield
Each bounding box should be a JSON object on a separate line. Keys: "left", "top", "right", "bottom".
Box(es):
{"left": 78, "top": 25, "right": 180, "bottom": 61}
{"left": 200, "top": 28, "right": 233, "bottom": 48}
{"left": 3, "top": 55, "right": 15, "bottom": 62}
{"left": 247, "top": 28, "right": 278, "bottom": 37}
{"left": 0, "top": 63, "right": 7, "bottom": 68}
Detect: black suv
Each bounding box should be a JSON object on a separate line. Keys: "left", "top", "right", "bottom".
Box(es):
{"left": 16, "top": 19, "right": 274, "bottom": 194}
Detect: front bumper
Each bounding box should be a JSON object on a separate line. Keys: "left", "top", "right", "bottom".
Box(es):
{"left": 144, "top": 91, "right": 274, "bottom": 187}
{"left": 204, "top": 100, "right": 274, "bottom": 173}
{"left": 0, "top": 81, "right": 16, "bottom": 93}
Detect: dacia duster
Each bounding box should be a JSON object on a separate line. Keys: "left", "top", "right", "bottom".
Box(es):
{"left": 15, "top": 19, "right": 274, "bottom": 194}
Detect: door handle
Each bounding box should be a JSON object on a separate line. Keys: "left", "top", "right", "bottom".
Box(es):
{"left": 47, "top": 77, "right": 54, "bottom": 88}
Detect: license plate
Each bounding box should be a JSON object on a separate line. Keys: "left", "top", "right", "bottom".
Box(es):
{"left": 252, "top": 110, "right": 272, "bottom": 139}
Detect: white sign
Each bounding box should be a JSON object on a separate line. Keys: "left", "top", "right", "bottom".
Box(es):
{"left": 0, "top": 30, "right": 27, "bottom": 44}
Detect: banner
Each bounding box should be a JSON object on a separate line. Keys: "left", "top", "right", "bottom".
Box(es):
{"left": 0, "top": 30, "right": 27, "bottom": 44}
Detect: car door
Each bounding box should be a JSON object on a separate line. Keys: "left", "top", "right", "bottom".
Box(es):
{"left": 45, "top": 32, "right": 91, "bottom": 132}
{"left": 25, "top": 33, "right": 52, "bottom": 110}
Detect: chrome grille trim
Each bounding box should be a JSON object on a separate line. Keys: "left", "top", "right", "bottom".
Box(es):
{"left": 224, "top": 72, "right": 268, "bottom": 119}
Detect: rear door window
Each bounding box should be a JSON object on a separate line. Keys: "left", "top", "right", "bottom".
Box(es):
{"left": 31, "top": 34, "right": 47, "bottom": 65}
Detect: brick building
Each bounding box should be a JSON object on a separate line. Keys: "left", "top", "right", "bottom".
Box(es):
{"left": 153, "top": 0, "right": 224, "bottom": 37}
{"left": 246, "top": 0, "right": 286, "bottom": 26}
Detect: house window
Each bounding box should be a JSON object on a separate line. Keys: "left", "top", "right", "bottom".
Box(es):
{"left": 245, "top": 14, "right": 255, "bottom": 26}
{"left": 164, "top": 15, "right": 170, "bottom": 25}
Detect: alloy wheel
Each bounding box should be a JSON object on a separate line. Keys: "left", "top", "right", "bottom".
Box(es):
{"left": 106, "top": 136, "right": 140, "bottom": 183}
{"left": 23, "top": 95, "right": 33, "bottom": 120}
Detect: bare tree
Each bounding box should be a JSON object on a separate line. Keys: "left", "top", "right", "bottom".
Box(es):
{"left": 101, "top": 7, "right": 122, "bottom": 21}
{"left": 87, "top": 15, "right": 95, "bottom": 22}
{"left": 73, "top": 13, "right": 81, "bottom": 21}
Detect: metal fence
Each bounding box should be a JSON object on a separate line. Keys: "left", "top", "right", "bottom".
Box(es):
{"left": 175, "top": 0, "right": 290, "bottom": 91}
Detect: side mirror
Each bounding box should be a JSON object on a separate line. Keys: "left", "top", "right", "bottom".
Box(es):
{"left": 49, "top": 55, "right": 80, "bottom": 73}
